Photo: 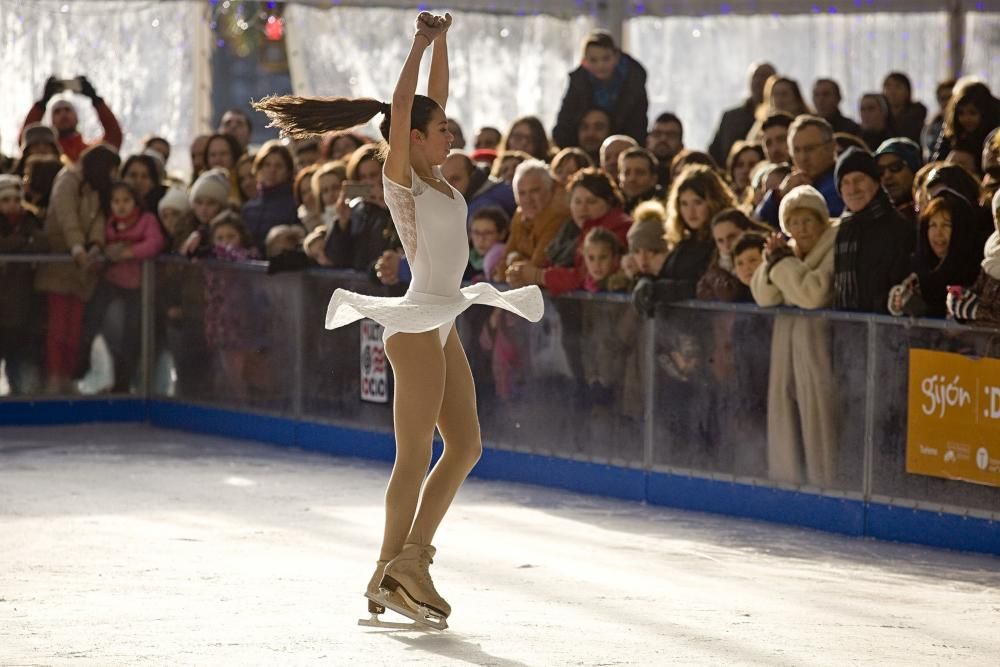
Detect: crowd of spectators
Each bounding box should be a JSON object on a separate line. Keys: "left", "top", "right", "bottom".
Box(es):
{"left": 2, "top": 29, "right": 1000, "bottom": 417}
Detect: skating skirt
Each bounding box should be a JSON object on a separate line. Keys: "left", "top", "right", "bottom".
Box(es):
{"left": 325, "top": 282, "right": 545, "bottom": 345}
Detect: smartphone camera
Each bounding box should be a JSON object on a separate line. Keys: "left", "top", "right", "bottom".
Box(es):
{"left": 60, "top": 77, "right": 83, "bottom": 94}
{"left": 343, "top": 182, "right": 372, "bottom": 200}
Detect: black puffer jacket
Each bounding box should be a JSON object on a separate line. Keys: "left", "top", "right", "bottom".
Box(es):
{"left": 552, "top": 53, "right": 649, "bottom": 149}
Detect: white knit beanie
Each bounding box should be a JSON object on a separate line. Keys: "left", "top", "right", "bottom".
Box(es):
{"left": 778, "top": 184, "right": 829, "bottom": 235}
{"left": 0, "top": 174, "right": 22, "bottom": 198}
{"left": 158, "top": 186, "right": 191, "bottom": 217}
{"left": 189, "top": 168, "right": 231, "bottom": 206}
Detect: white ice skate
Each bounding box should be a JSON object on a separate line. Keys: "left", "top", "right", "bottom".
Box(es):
{"left": 358, "top": 590, "right": 448, "bottom": 631}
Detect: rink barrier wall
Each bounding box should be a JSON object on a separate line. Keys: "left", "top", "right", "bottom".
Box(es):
{"left": 142, "top": 400, "right": 996, "bottom": 556}
{"left": 0, "top": 398, "right": 146, "bottom": 426}
{"left": 0, "top": 398, "right": 1000, "bottom": 556}
{"left": 0, "top": 397, "right": 996, "bottom": 556}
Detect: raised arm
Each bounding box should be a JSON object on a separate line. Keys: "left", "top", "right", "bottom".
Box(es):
{"left": 427, "top": 15, "right": 452, "bottom": 110}
{"left": 384, "top": 13, "right": 449, "bottom": 187}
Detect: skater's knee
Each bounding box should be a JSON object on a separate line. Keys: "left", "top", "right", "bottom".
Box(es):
{"left": 445, "top": 435, "right": 482, "bottom": 470}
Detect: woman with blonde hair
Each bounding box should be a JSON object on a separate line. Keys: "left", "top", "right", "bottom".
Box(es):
{"left": 254, "top": 12, "right": 543, "bottom": 630}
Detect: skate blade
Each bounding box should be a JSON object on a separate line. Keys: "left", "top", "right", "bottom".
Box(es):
{"left": 373, "top": 588, "right": 448, "bottom": 631}
{"left": 357, "top": 613, "right": 426, "bottom": 630}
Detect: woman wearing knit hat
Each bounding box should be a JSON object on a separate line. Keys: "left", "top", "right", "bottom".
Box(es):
{"left": 253, "top": 12, "right": 543, "bottom": 631}
{"left": 832, "top": 147, "right": 914, "bottom": 314}
{"left": 179, "top": 168, "right": 235, "bottom": 256}
{"left": 751, "top": 184, "right": 839, "bottom": 487}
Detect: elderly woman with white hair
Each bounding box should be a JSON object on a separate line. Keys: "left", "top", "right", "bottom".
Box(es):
{"left": 751, "top": 184, "right": 840, "bottom": 488}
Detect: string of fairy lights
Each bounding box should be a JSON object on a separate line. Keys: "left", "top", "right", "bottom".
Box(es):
{"left": 209, "top": 0, "right": 286, "bottom": 58}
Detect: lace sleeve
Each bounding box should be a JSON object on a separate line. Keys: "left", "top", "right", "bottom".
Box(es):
{"left": 382, "top": 170, "right": 419, "bottom": 260}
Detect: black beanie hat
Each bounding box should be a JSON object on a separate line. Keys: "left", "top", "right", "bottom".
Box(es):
{"left": 835, "top": 146, "right": 879, "bottom": 193}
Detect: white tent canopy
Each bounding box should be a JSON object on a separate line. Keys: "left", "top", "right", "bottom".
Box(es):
{"left": 1, "top": 0, "right": 997, "bottom": 168}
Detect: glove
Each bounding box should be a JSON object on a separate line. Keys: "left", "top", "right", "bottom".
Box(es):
{"left": 632, "top": 277, "right": 657, "bottom": 318}
{"left": 946, "top": 288, "right": 979, "bottom": 322}
{"left": 78, "top": 76, "right": 102, "bottom": 104}
{"left": 887, "top": 273, "right": 919, "bottom": 316}
{"left": 40, "top": 76, "right": 62, "bottom": 106}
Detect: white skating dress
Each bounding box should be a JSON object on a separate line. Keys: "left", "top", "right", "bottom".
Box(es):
{"left": 324, "top": 165, "right": 544, "bottom": 346}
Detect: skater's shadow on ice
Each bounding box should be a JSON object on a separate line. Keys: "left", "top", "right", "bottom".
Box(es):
{"left": 385, "top": 631, "right": 530, "bottom": 667}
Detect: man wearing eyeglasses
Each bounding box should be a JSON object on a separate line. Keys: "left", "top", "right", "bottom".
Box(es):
{"left": 754, "top": 115, "right": 843, "bottom": 228}
{"left": 874, "top": 138, "right": 923, "bottom": 225}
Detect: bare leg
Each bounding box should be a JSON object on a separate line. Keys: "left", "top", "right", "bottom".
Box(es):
{"left": 407, "top": 325, "right": 482, "bottom": 547}
{"left": 379, "top": 329, "right": 446, "bottom": 561}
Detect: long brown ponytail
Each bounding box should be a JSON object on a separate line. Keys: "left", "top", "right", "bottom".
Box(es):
{"left": 252, "top": 96, "right": 387, "bottom": 139}
{"left": 252, "top": 94, "right": 440, "bottom": 142}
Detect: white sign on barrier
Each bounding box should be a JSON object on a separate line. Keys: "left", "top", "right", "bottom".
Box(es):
{"left": 360, "top": 319, "right": 388, "bottom": 404}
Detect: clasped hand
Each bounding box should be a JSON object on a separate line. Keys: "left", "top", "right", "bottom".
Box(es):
{"left": 415, "top": 11, "right": 452, "bottom": 43}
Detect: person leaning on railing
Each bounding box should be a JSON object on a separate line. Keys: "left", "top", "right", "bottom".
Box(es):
{"left": 887, "top": 191, "right": 984, "bottom": 318}
{"left": 947, "top": 189, "right": 1000, "bottom": 325}
{"left": 0, "top": 175, "right": 48, "bottom": 395}
{"left": 751, "top": 184, "right": 839, "bottom": 487}
{"left": 831, "top": 147, "right": 913, "bottom": 315}
{"left": 34, "top": 144, "right": 121, "bottom": 395}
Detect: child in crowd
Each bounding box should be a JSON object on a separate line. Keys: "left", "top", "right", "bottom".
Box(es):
{"left": 467, "top": 207, "right": 509, "bottom": 283}
{"left": 732, "top": 232, "right": 767, "bottom": 290}
{"left": 265, "top": 224, "right": 310, "bottom": 273}
{"left": 697, "top": 208, "right": 769, "bottom": 302}
{"left": 78, "top": 181, "right": 165, "bottom": 392}
{"left": 312, "top": 160, "right": 347, "bottom": 230}
{"left": 581, "top": 226, "right": 630, "bottom": 293}
{"left": 0, "top": 175, "right": 47, "bottom": 394}
{"left": 156, "top": 187, "right": 193, "bottom": 253}
{"left": 180, "top": 168, "right": 237, "bottom": 257}
{"left": 579, "top": 226, "right": 633, "bottom": 408}
{"left": 303, "top": 226, "right": 331, "bottom": 266}
{"left": 265, "top": 224, "right": 306, "bottom": 259}
{"left": 203, "top": 212, "right": 259, "bottom": 400}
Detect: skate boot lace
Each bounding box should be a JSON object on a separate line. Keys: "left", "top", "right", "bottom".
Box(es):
{"left": 415, "top": 548, "right": 435, "bottom": 587}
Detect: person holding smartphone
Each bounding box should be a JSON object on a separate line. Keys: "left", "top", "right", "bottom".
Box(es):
{"left": 254, "top": 12, "right": 543, "bottom": 630}
{"left": 321, "top": 142, "right": 400, "bottom": 277}
{"left": 18, "top": 75, "right": 122, "bottom": 163}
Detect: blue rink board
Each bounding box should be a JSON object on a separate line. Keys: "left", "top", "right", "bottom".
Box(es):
{"left": 1, "top": 398, "right": 996, "bottom": 557}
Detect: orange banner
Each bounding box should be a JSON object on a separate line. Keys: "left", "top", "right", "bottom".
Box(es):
{"left": 907, "top": 349, "right": 1000, "bottom": 488}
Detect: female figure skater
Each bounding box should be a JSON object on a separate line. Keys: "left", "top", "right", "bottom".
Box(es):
{"left": 254, "top": 13, "right": 543, "bottom": 630}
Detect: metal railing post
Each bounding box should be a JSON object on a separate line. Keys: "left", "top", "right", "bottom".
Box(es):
{"left": 140, "top": 260, "right": 155, "bottom": 401}
{"left": 862, "top": 319, "right": 878, "bottom": 503}
{"left": 643, "top": 315, "right": 656, "bottom": 471}
{"left": 290, "top": 274, "right": 305, "bottom": 420}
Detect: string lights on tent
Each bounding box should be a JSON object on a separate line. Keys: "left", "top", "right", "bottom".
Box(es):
{"left": 210, "top": 0, "right": 285, "bottom": 57}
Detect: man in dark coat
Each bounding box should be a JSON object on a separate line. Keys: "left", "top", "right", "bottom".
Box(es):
{"left": 832, "top": 147, "right": 914, "bottom": 314}
{"left": 708, "top": 61, "right": 775, "bottom": 166}
{"left": 812, "top": 79, "right": 862, "bottom": 137}
{"left": 552, "top": 30, "right": 649, "bottom": 149}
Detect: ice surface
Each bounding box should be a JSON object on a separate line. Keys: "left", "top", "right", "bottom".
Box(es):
{"left": 1, "top": 424, "right": 998, "bottom": 666}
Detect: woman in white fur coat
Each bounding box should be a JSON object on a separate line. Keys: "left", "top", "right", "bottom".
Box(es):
{"left": 751, "top": 185, "right": 839, "bottom": 487}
